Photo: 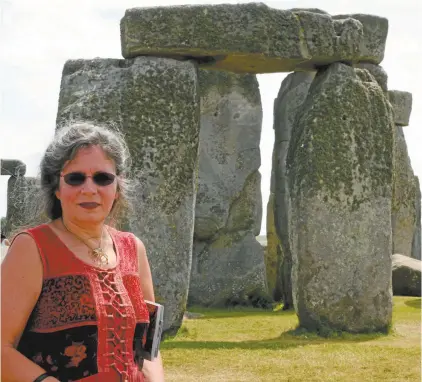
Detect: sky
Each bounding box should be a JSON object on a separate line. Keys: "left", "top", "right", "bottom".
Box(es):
{"left": 0, "top": 0, "right": 420, "bottom": 235}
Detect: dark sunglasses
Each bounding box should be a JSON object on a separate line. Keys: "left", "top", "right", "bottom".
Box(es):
{"left": 61, "top": 171, "right": 116, "bottom": 187}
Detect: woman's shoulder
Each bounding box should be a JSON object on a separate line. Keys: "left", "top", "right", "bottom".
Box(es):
{"left": 7, "top": 222, "right": 55, "bottom": 257}
{"left": 2, "top": 226, "right": 45, "bottom": 274}
{"left": 6, "top": 223, "right": 47, "bottom": 244}
{"left": 10, "top": 222, "right": 51, "bottom": 238}
{"left": 107, "top": 226, "right": 140, "bottom": 251}
{"left": 107, "top": 225, "right": 134, "bottom": 239}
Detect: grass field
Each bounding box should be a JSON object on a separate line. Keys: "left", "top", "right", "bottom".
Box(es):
{"left": 161, "top": 296, "right": 421, "bottom": 382}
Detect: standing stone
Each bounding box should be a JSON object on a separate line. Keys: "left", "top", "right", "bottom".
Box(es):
{"left": 265, "top": 192, "right": 282, "bottom": 301}
{"left": 188, "top": 69, "right": 266, "bottom": 307}
{"left": 388, "top": 90, "right": 412, "bottom": 127}
{"left": 56, "top": 57, "right": 200, "bottom": 335}
{"left": 391, "top": 126, "right": 417, "bottom": 257}
{"left": 1, "top": 159, "right": 27, "bottom": 237}
{"left": 287, "top": 63, "right": 394, "bottom": 333}
{"left": 389, "top": 90, "right": 416, "bottom": 257}
{"left": 267, "top": 72, "right": 314, "bottom": 308}
{"left": 355, "top": 63, "right": 388, "bottom": 93}
{"left": 411, "top": 177, "right": 421, "bottom": 260}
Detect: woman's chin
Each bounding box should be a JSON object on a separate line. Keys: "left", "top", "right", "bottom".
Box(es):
{"left": 73, "top": 212, "right": 107, "bottom": 224}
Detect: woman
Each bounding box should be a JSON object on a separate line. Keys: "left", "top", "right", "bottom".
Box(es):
{"left": 1, "top": 122, "right": 165, "bottom": 382}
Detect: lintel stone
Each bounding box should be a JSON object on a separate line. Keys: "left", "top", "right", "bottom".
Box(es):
{"left": 1, "top": 159, "right": 26, "bottom": 177}
{"left": 388, "top": 90, "right": 413, "bottom": 126}
{"left": 120, "top": 3, "right": 388, "bottom": 74}
{"left": 288, "top": 8, "right": 329, "bottom": 15}
{"left": 332, "top": 14, "right": 388, "bottom": 64}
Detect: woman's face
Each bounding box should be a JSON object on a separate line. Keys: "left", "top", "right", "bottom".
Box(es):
{"left": 55, "top": 145, "right": 119, "bottom": 226}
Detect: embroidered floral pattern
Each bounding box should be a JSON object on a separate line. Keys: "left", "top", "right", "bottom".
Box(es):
{"left": 32, "top": 352, "right": 43, "bottom": 363}
{"left": 17, "top": 326, "right": 98, "bottom": 382}
{"left": 64, "top": 342, "right": 88, "bottom": 367}
{"left": 29, "top": 275, "right": 96, "bottom": 330}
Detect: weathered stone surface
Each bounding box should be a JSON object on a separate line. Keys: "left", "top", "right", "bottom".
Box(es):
{"left": 1, "top": 159, "right": 32, "bottom": 237}
{"left": 190, "top": 231, "right": 266, "bottom": 306}
{"left": 392, "top": 254, "right": 421, "bottom": 297}
{"left": 333, "top": 14, "right": 388, "bottom": 64}
{"left": 1, "top": 159, "right": 26, "bottom": 177}
{"left": 392, "top": 126, "right": 417, "bottom": 257}
{"left": 293, "top": 11, "right": 363, "bottom": 66}
{"left": 3, "top": 175, "right": 38, "bottom": 237}
{"left": 287, "top": 63, "right": 394, "bottom": 333}
{"left": 120, "top": 3, "right": 387, "bottom": 73}
{"left": 189, "top": 69, "right": 266, "bottom": 306}
{"left": 1, "top": 159, "right": 25, "bottom": 236}
{"left": 355, "top": 63, "right": 388, "bottom": 93}
{"left": 388, "top": 90, "right": 412, "bottom": 126}
{"left": 288, "top": 8, "right": 329, "bottom": 15}
{"left": 1, "top": 216, "right": 5, "bottom": 234}
{"left": 411, "top": 177, "right": 421, "bottom": 260}
{"left": 267, "top": 71, "right": 314, "bottom": 308}
{"left": 265, "top": 193, "right": 282, "bottom": 300}
{"left": 56, "top": 57, "right": 200, "bottom": 335}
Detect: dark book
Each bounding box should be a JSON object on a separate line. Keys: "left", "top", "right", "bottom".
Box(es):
{"left": 139, "top": 300, "right": 164, "bottom": 361}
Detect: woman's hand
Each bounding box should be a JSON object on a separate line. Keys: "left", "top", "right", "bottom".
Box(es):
{"left": 142, "top": 351, "right": 165, "bottom": 382}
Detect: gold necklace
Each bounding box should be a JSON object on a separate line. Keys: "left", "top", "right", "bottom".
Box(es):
{"left": 61, "top": 219, "right": 108, "bottom": 266}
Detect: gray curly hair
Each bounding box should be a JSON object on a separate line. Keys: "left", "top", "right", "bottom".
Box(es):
{"left": 18, "top": 121, "right": 134, "bottom": 231}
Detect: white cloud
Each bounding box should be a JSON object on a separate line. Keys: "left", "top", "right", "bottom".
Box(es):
{"left": 1, "top": 0, "right": 421, "bottom": 236}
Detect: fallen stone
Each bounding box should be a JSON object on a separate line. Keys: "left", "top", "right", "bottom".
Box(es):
{"left": 189, "top": 69, "right": 266, "bottom": 307}
{"left": 183, "top": 311, "right": 205, "bottom": 320}
{"left": 392, "top": 254, "right": 421, "bottom": 297}
{"left": 56, "top": 57, "right": 200, "bottom": 335}
{"left": 388, "top": 90, "right": 412, "bottom": 126}
{"left": 120, "top": 3, "right": 387, "bottom": 73}
{"left": 287, "top": 63, "right": 395, "bottom": 333}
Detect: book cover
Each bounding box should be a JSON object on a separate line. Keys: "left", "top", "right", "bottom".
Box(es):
{"left": 140, "top": 300, "right": 164, "bottom": 361}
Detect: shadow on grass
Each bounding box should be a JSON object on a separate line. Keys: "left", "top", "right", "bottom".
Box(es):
{"left": 404, "top": 298, "right": 421, "bottom": 309}
{"left": 162, "top": 326, "right": 387, "bottom": 352}
{"left": 186, "top": 306, "right": 294, "bottom": 319}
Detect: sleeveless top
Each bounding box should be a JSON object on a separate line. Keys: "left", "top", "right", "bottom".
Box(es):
{"left": 16, "top": 224, "right": 150, "bottom": 382}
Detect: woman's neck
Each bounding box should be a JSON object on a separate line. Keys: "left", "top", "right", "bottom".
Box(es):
{"left": 60, "top": 217, "right": 104, "bottom": 240}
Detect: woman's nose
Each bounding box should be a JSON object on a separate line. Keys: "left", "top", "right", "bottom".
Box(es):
{"left": 80, "top": 177, "right": 97, "bottom": 193}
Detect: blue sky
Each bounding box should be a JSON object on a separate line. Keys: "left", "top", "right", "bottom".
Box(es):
{"left": 1, "top": 0, "right": 421, "bottom": 235}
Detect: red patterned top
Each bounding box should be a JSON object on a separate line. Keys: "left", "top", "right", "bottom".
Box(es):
{"left": 16, "top": 224, "right": 150, "bottom": 382}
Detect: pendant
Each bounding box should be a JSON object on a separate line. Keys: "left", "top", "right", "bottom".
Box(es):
{"left": 92, "top": 248, "right": 108, "bottom": 265}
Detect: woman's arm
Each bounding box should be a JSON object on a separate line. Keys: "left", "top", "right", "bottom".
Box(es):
{"left": 1, "top": 233, "right": 59, "bottom": 382}
{"left": 135, "top": 237, "right": 165, "bottom": 382}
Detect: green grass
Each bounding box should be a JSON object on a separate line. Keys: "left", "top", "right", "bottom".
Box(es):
{"left": 161, "top": 297, "right": 421, "bottom": 381}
